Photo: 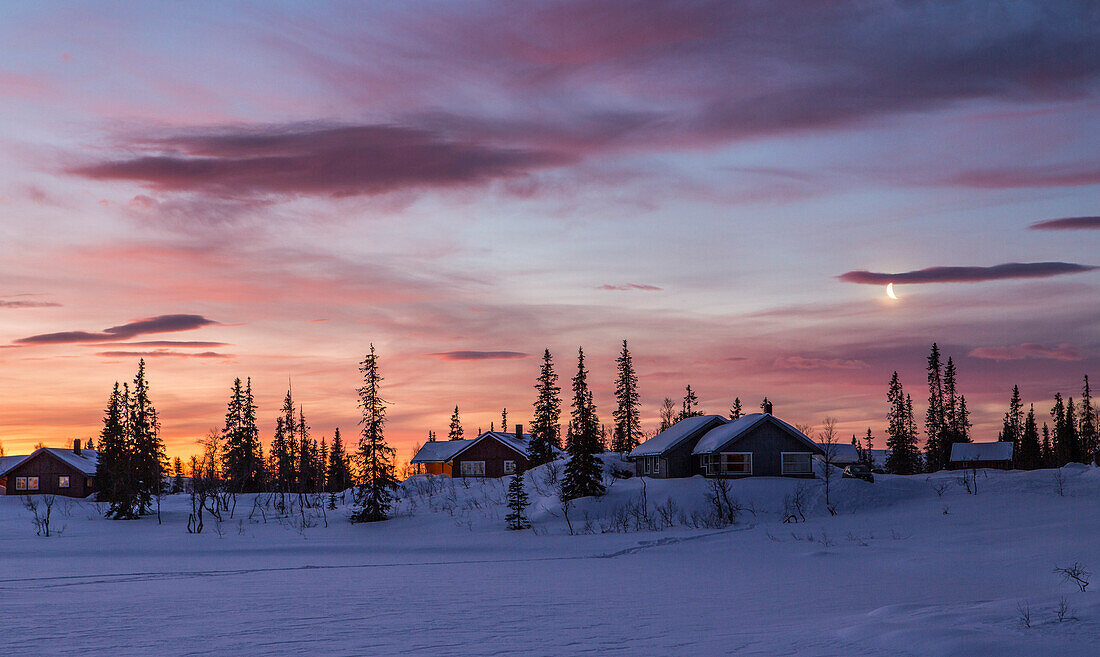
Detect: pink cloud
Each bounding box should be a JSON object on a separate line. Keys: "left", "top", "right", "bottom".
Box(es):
{"left": 968, "top": 343, "right": 1084, "bottom": 362}
{"left": 775, "top": 356, "right": 868, "bottom": 371}
{"left": 596, "top": 283, "right": 662, "bottom": 291}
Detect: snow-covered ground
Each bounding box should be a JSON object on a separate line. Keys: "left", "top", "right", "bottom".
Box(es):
{"left": 3, "top": 460, "right": 1099, "bottom": 656}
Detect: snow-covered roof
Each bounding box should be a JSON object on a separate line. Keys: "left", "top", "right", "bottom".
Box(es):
{"left": 818, "top": 442, "right": 860, "bottom": 464}
{"left": 630, "top": 415, "right": 728, "bottom": 457}
{"left": 950, "top": 441, "right": 1013, "bottom": 463}
{"left": 411, "top": 432, "right": 532, "bottom": 463}
{"left": 0, "top": 447, "right": 99, "bottom": 477}
{"left": 693, "top": 413, "right": 823, "bottom": 455}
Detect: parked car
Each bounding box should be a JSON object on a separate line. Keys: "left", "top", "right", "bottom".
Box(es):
{"left": 842, "top": 463, "right": 874, "bottom": 482}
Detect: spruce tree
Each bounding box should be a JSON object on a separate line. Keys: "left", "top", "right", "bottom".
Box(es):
{"left": 128, "top": 360, "right": 165, "bottom": 514}
{"left": 611, "top": 340, "right": 642, "bottom": 453}
{"left": 1050, "top": 393, "right": 1068, "bottom": 465}
{"left": 1041, "top": 423, "right": 1053, "bottom": 467}
{"left": 1079, "top": 375, "right": 1097, "bottom": 459}
{"left": 242, "top": 378, "right": 261, "bottom": 491}
{"left": 678, "top": 385, "right": 701, "bottom": 421}
{"left": 999, "top": 385, "right": 1023, "bottom": 452}
{"left": 97, "top": 382, "right": 137, "bottom": 519}
{"left": 885, "top": 372, "right": 921, "bottom": 474}
{"left": 351, "top": 344, "right": 397, "bottom": 523}
{"left": 561, "top": 347, "right": 605, "bottom": 500}
{"left": 1018, "top": 405, "right": 1042, "bottom": 469}
{"left": 298, "top": 407, "right": 315, "bottom": 493}
{"left": 221, "top": 378, "right": 251, "bottom": 492}
{"left": 501, "top": 408, "right": 508, "bottom": 434}
{"left": 1064, "top": 398, "right": 1081, "bottom": 463}
{"left": 326, "top": 427, "right": 353, "bottom": 493}
{"left": 528, "top": 348, "right": 561, "bottom": 465}
{"left": 318, "top": 437, "right": 329, "bottom": 493}
{"left": 729, "top": 397, "right": 742, "bottom": 420}
{"left": 505, "top": 467, "right": 531, "bottom": 530}
{"left": 924, "top": 343, "right": 945, "bottom": 471}
{"left": 448, "top": 406, "right": 464, "bottom": 441}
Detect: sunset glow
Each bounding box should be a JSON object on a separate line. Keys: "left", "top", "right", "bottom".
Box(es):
{"left": 1, "top": 2, "right": 1097, "bottom": 461}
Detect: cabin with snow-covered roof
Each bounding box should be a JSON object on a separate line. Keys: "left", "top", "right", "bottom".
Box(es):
{"left": 410, "top": 426, "right": 532, "bottom": 478}
{"left": 0, "top": 440, "right": 99, "bottom": 497}
{"left": 949, "top": 441, "right": 1013, "bottom": 470}
{"left": 630, "top": 403, "right": 825, "bottom": 478}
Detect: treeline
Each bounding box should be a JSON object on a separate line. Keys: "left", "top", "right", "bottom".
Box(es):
{"left": 865, "top": 343, "right": 1095, "bottom": 475}
{"left": 98, "top": 346, "right": 397, "bottom": 523}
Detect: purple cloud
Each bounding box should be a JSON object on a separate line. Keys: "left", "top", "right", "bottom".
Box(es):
{"left": 968, "top": 343, "right": 1084, "bottom": 362}
{"left": 596, "top": 283, "right": 662, "bottom": 291}
{"left": 839, "top": 262, "right": 1097, "bottom": 285}
{"left": 95, "top": 350, "right": 230, "bottom": 359}
{"left": 15, "top": 314, "right": 218, "bottom": 344}
{"left": 1030, "top": 216, "right": 1100, "bottom": 230}
{"left": 945, "top": 165, "right": 1100, "bottom": 189}
{"left": 428, "top": 351, "right": 529, "bottom": 361}
{"left": 775, "top": 356, "right": 868, "bottom": 371}
{"left": 72, "top": 123, "right": 571, "bottom": 197}
{"left": 0, "top": 299, "right": 61, "bottom": 308}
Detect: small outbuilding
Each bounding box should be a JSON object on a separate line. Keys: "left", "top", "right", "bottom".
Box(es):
{"left": 949, "top": 442, "right": 1014, "bottom": 470}
{"left": 410, "top": 426, "right": 532, "bottom": 478}
{"left": 0, "top": 440, "right": 99, "bottom": 498}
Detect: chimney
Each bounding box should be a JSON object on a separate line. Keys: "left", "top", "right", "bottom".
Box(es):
{"left": 73, "top": 438, "right": 81, "bottom": 455}
{"left": 763, "top": 400, "right": 773, "bottom": 415}
{"left": 515, "top": 423, "right": 523, "bottom": 440}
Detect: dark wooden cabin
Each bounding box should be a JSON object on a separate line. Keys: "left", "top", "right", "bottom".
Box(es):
{"left": 0, "top": 440, "right": 98, "bottom": 498}
{"left": 411, "top": 426, "right": 531, "bottom": 478}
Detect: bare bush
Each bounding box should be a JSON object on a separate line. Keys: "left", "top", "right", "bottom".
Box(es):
{"left": 929, "top": 480, "right": 950, "bottom": 497}
{"left": 1053, "top": 470, "right": 1067, "bottom": 497}
{"left": 23, "top": 495, "right": 58, "bottom": 537}
{"left": 782, "top": 486, "right": 807, "bottom": 523}
{"left": 1056, "top": 597, "right": 1077, "bottom": 622}
{"left": 1054, "top": 562, "right": 1090, "bottom": 592}
{"left": 1017, "top": 601, "right": 1031, "bottom": 628}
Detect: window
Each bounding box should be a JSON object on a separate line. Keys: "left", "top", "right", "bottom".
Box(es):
{"left": 642, "top": 457, "right": 651, "bottom": 474}
{"left": 58, "top": 476, "right": 70, "bottom": 488}
{"left": 782, "top": 452, "right": 813, "bottom": 475}
{"left": 15, "top": 477, "right": 27, "bottom": 490}
{"left": 460, "top": 461, "right": 485, "bottom": 477}
{"left": 27, "top": 477, "right": 39, "bottom": 490}
{"left": 708, "top": 453, "right": 751, "bottom": 475}
{"left": 652, "top": 458, "right": 661, "bottom": 474}
{"left": 503, "top": 460, "right": 516, "bottom": 475}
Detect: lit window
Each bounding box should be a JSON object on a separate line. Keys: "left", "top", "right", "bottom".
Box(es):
{"left": 460, "top": 461, "right": 485, "bottom": 477}
{"left": 59, "top": 476, "right": 70, "bottom": 488}
{"left": 716, "top": 453, "right": 752, "bottom": 475}
{"left": 503, "top": 460, "right": 516, "bottom": 474}
{"left": 27, "top": 477, "right": 39, "bottom": 490}
{"left": 15, "top": 477, "right": 27, "bottom": 490}
{"left": 782, "top": 453, "right": 813, "bottom": 475}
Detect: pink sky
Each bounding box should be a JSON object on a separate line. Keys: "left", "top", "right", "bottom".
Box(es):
{"left": 1, "top": 1, "right": 1098, "bottom": 460}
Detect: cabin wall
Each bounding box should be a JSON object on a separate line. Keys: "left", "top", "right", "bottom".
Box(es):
{"left": 708, "top": 423, "right": 818, "bottom": 478}
{"left": 5, "top": 452, "right": 93, "bottom": 497}
{"left": 450, "top": 437, "right": 528, "bottom": 478}
{"left": 948, "top": 460, "right": 1013, "bottom": 471}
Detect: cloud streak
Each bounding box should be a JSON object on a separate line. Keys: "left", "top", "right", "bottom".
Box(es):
{"left": 95, "top": 350, "right": 231, "bottom": 359}
{"left": 0, "top": 299, "right": 61, "bottom": 308}
{"left": 1030, "top": 216, "right": 1100, "bottom": 230}
{"left": 839, "top": 262, "right": 1097, "bottom": 285}
{"left": 428, "top": 351, "right": 529, "bottom": 361}
{"left": 968, "top": 343, "right": 1084, "bottom": 362}
{"left": 596, "top": 283, "right": 662, "bottom": 291}
{"left": 15, "top": 314, "right": 219, "bottom": 344}
{"left": 72, "top": 123, "right": 571, "bottom": 197}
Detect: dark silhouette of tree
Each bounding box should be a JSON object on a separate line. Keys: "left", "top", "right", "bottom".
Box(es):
{"left": 611, "top": 340, "right": 642, "bottom": 453}
{"left": 678, "top": 385, "right": 701, "bottom": 421}
{"left": 658, "top": 397, "right": 676, "bottom": 432}
{"left": 562, "top": 348, "right": 604, "bottom": 500}
{"left": 528, "top": 349, "right": 561, "bottom": 465}
{"left": 96, "top": 383, "right": 137, "bottom": 519}
{"left": 1080, "top": 375, "right": 1097, "bottom": 459}
{"left": 924, "top": 343, "right": 945, "bottom": 471}
{"left": 1018, "top": 405, "right": 1042, "bottom": 470}
{"left": 326, "top": 427, "right": 353, "bottom": 493}
{"left": 885, "top": 372, "right": 921, "bottom": 474}
{"left": 505, "top": 467, "right": 531, "bottom": 530}
{"left": 222, "top": 377, "right": 263, "bottom": 493}
{"left": 128, "top": 360, "right": 165, "bottom": 514}
{"left": 729, "top": 397, "right": 743, "bottom": 420}
{"left": 351, "top": 344, "right": 396, "bottom": 523}
{"left": 448, "top": 406, "right": 464, "bottom": 441}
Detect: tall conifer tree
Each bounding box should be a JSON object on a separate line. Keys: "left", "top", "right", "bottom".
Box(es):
{"left": 351, "top": 344, "right": 397, "bottom": 522}
{"left": 611, "top": 340, "right": 642, "bottom": 453}
{"left": 128, "top": 360, "right": 164, "bottom": 513}
{"left": 678, "top": 385, "right": 701, "bottom": 421}
{"left": 97, "top": 382, "right": 137, "bottom": 519}
{"left": 1079, "top": 375, "right": 1097, "bottom": 459}
{"left": 326, "top": 427, "right": 353, "bottom": 493}
{"left": 562, "top": 348, "right": 605, "bottom": 500}
{"left": 505, "top": 467, "right": 531, "bottom": 530}
{"left": 729, "top": 397, "right": 743, "bottom": 420}
{"left": 529, "top": 349, "right": 561, "bottom": 465}
{"left": 1018, "top": 405, "right": 1042, "bottom": 469}
{"left": 448, "top": 406, "right": 464, "bottom": 441}
{"left": 885, "top": 372, "right": 921, "bottom": 474}
{"left": 924, "top": 343, "right": 945, "bottom": 470}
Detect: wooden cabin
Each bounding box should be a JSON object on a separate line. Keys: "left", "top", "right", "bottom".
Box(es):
{"left": 0, "top": 440, "right": 98, "bottom": 498}
{"left": 411, "top": 426, "right": 532, "bottom": 478}
{"left": 631, "top": 406, "right": 824, "bottom": 479}
{"left": 949, "top": 442, "right": 1014, "bottom": 470}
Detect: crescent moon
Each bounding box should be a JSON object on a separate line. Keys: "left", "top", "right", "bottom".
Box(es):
{"left": 886, "top": 283, "right": 899, "bottom": 300}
